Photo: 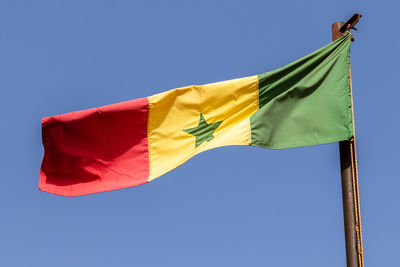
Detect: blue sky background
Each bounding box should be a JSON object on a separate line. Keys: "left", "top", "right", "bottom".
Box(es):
{"left": 0, "top": 0, "right": 398, "bottom": 266}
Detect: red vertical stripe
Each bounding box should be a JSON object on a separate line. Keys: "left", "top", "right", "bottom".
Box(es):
{"left": 39, "top": 97, "right": 149, "bottom": 196}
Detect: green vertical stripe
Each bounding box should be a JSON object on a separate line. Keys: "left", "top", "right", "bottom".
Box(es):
{"left": 250, "top": 33, "right": 353, "bottom": 149}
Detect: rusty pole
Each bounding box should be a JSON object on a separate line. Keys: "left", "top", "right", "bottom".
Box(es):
{"left": 331, "top": 13, "right": 364, "bottom": 267}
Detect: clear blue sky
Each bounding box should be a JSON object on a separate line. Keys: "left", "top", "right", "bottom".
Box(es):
{"left": 0, "top": 0, "right": 398, "bottom": 266}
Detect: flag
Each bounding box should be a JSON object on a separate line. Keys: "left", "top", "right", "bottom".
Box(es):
{"left": 40, "top": 33, "right": 352, "bottom": 196}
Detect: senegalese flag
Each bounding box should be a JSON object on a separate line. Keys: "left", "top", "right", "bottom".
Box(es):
{"left": 40, "top": 33, "right": 353, "bottom": 196}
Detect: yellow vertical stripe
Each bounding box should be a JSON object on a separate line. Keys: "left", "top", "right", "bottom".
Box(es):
{"left": 147, "top": 75, "right": 259, "bottom": 181}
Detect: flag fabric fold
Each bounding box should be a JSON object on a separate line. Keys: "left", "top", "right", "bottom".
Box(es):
{"left": 40, "top": 33, "right": 353, "bottom": 196}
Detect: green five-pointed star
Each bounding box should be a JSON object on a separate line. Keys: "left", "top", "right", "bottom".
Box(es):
{"left": 183, "top": 113, "right": 222, "bottom": 148}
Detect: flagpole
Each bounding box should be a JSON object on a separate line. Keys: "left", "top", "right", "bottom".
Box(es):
{"left": 331, "top": 14, "right": 364, "bottom": 267}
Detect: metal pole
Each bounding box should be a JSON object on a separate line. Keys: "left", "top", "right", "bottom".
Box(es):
{"left": 331, "top": 14, "right": 364, "bottom": 267}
